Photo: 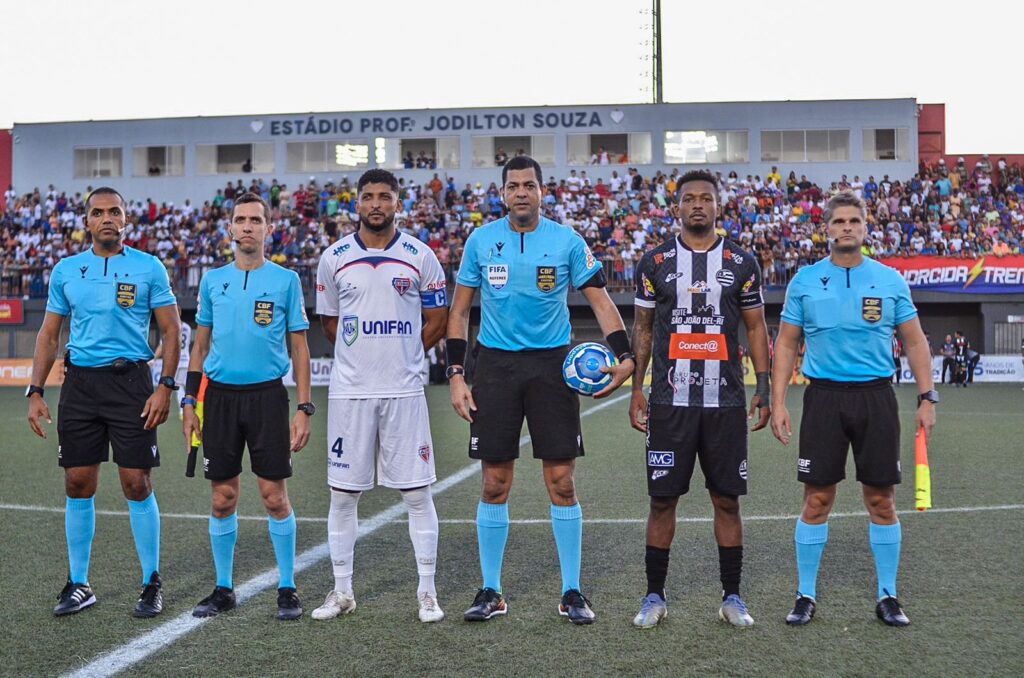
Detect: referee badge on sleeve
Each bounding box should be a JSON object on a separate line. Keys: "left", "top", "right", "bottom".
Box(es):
{"left": 116, "top": 283, "right": 137, "bottom": 308}
{"left": 254, "top": 300, "right": 275, "bottom": 326}
{"left": 861, "top": 297, "right": 882, "bottom": 323}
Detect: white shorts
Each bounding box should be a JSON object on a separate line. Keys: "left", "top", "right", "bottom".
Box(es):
{"left": 327, "top": 395, "right": 436, "bottom": 491}
{"left": 175, "top": 364, "right": 189, "bottom": 390}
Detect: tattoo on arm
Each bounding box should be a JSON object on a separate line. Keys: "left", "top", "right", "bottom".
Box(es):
{"left": 631, "top": 307, "right": 655, "bottom": 387}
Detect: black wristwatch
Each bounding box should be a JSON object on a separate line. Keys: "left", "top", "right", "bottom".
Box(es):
{"left": 25, "top": 384, "right": 44, "bottom": 398}
{"left": 445, "top": 365, "right": 466, "bottom": 380}
{"left": 617, "top": 351, "right": 636, "bottom": 364}
{"left": 297, "top": 402, "right": 316, "bottom": 416}
{"left": 158, "top": 376, "right": 179, "bottom": 391}
{"left": 917, "top": 390, "right": 940, "bottom": 405}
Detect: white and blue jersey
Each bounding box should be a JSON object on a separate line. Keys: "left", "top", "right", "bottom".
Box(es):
{"left": 197, "top": 261, "right": 309, "bottom": 385}
{"left": 316, "top": 231, "right": 448, "bottom": 398}
{"left": 781, "top": 257, "right": 917, "bottom": 381}
{"left": 456, "top": 216, "right": 601, "bottom": 351}
{"left": 46, "top": 246, "right": 177, "bottom": 367}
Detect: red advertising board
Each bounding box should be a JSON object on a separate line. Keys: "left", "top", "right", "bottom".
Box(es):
{"left": 0, "top": 298, "right": 24, "bottom": 324}
{"left": 878, "top": 255, "right": 1024, "bottom": 294}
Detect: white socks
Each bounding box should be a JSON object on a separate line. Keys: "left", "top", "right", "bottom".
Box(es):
{"left": 401, "top": 486, "right": 439, "bottom": 597}
{"left": 327, "top": 489, "right": 360, "bottom": 594}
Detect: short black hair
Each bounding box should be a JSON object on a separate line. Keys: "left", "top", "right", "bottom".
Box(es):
{"left": 357, "top": 169, "right": 399, "bottom": 193}
{"left": 502, "top": 155, "right": 543, "bottom": 185}
{"left": 87, "top": 186, "right": 125, "bottom": 208}
{"left": 676, "top": 170, "right": 717, "bottom": 201}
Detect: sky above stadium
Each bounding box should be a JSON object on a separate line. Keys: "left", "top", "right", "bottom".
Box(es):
{"left": 3, "top": 0, "right": 1020, "bottom": 153}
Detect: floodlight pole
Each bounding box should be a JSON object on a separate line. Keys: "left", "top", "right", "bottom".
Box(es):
{"left": 653, "top": 0, "right": 663, "bottom": 104}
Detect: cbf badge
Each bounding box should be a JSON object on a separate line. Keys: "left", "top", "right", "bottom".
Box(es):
{"left": 116, "top": 282, "right": 137, "bottom": 308}
{"left": 862, "top": 297, "right": 882, "bottom": 323}
{"left": 254, "top": 300, "right": 275, "bottom": 326}
{"left": 536, "top": 266, "right": 556, "bottom": 292}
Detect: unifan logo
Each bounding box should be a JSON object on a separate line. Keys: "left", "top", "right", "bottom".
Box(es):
{"left": 362, "top": 320, "right": 414, "bottom": 336}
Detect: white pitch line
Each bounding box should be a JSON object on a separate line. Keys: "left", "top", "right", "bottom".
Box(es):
{"left": 7, "top": 503, "right": 1023, "bottom": 525}
{"left": 59, "top": 391, "right": 631, "bottom": 678}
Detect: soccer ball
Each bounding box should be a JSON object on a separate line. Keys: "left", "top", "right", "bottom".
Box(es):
{"left": 562, "top": 342, "right": 616, "bottom": 396}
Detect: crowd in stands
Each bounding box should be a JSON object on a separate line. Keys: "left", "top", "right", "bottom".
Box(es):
{"left": 2, "top": 154, "right": 1023, "bottom": 297}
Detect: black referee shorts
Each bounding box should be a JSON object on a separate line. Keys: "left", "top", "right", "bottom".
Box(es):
{"left": 202, "top": 378, "right": 292, "bottom": 481}
{"left": 57, "top": 360, "right": 159, "bottom": 469}
{"left": 468, "top": 345, "right": 583, "bottom": 462}
{"left": 798, "top": 378, "right": 901, "bottom": 487}
{"left": 645, "top": 405, "right": 748, "bottom": 498}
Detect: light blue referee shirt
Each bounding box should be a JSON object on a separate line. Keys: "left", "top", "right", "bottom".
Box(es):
{"left": 781, "top": 256, "right": 917, "bottom": 381}
{"left": 456, "top": 216, "right": 601, "bottom": 351}
{"left": 197, "top": 261, "right": 309, "bottom": 384}
{"left": 46, "top": 246, "right": 177, "bottom": 367}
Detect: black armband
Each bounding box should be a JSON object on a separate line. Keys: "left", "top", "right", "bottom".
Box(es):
{"left": 606, "top": 330, "right": 632, "bottom": 361}
{"left": 446, "top": 338, "right": 467, "bottom": 367}
{"left": 578, "top": 267, "right": 607, "bottom": 289}
{"left": 754, "top": 372, "right": 770, "bottom": 402}
{"left": 185, "top": 371, "right": 203, "bottom": 398}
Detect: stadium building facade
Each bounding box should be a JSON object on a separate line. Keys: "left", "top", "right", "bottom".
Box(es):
{"left": 10, "top": 99, "right": 919, "bottom": 203}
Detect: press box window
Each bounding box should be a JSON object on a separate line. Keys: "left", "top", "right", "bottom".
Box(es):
{"left": 133, "top": 146, "right": 184, "bottom": 177}
{"left": 863, "top": 128, "right": 910, "bottom": 161}
{"left": 286, "top": 141, "right": 369, "bottom": 172}
{"left": 471, "top": 135, "right": 555, "bottom": 167}
{"left": 761, "top": 130, "right": 849, "bottom": 162}
{"left": 74, "top": 147, "right": 123, "bottom": 178}
{"left": 375, "top": 137, "right": 459, "bottom": 170}
{"left": 196, "top": 143, "right": 274, "bottom": 175}
{"left": 664, "top": 130, "right": 749, "bottom": 164}
{"left": 567, "top": 133, "right": 651, "bottom": 165}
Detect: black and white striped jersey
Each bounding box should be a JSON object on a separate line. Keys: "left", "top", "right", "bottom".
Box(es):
{"left": 635, "top": 236, "right": 763, "bottom": 408}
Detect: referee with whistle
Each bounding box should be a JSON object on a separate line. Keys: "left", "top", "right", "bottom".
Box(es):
{"left": 27, "top": 186, "right": 182, "bottom": 618}
{"left": 771, "top": 192, "right": 937, "bottom": 627}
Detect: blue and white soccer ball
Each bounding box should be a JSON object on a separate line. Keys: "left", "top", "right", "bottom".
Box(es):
{"left": 562, "top": 342, "right": 616, "bottom": 396}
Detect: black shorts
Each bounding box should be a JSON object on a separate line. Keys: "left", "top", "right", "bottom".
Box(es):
{"left": 57, "top": 360, "right": 159, "bottom": 469}
{"left": 798, "top": 378, "right": 901, "bottom": 487}
{"left": 645, "top": 405, "right": 748, "bottom": 497}
{"left": 202, "top": 379, "right": 292, "bottom": 481}
{"left": 469, "top": 345, "right": 583, "bottom": 461}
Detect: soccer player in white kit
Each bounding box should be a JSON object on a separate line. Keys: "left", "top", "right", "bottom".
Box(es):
{"left": 312, "top": 169, "right": 449, "bottom": 623}
{"left": 154, "top": 317, "right": 192, "bottom": 418}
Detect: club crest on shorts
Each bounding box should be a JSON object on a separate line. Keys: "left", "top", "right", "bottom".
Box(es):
{"left": 861, "top": 296, "right": 882, "bottom": 323}
{"left": 253, "top": 300, "right": 275, "bottom": 326}
{"left": 418, "top": 444, "right": 431, "bottom": 463}
{"left": 392, "top": 277, "right": 411, "bottom": 296}
{"left": 116, "top": 282, "right": 137, "bottom": 308}
{"left": 536, "top": 266, "right": 556, "bottom": 292}
{"left": 342, "top": 315, "right": 359, "bottom": 346}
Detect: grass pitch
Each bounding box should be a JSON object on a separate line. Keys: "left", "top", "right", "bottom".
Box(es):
{"left": 1, "top": 383, "right": 1021, "bottom": 677}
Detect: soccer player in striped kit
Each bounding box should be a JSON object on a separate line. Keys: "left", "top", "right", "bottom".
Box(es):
{"left": 630, "top": 170, "right": 771, "bottom": 628}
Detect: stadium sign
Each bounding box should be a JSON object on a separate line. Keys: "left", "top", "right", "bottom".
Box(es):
{"left": 267, "top": 110, "right": 610, "bottom": 137}
{"left": 879, "top": 255, "right": 1024, "bottom": 294}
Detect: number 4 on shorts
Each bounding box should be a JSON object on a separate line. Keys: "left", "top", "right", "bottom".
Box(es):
{"left": 332, "top": 438, "right": 344, "bottom": 457}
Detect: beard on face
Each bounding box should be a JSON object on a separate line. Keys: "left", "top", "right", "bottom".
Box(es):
{"left": 363, "top": 213, "right": 395, "bottom": 232}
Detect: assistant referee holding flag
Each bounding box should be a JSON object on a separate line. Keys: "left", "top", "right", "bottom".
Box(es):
{"left": 183, "top": 192, "right": 313, "bottom": 620}
{"left": 771, "top": 192, "right": 937, "bottom": 627}
{"left": 28, "top": 186, "right": 182, "bottom": 617}
{"left": 448, "top": 155, "right": 634, "bottom": 624}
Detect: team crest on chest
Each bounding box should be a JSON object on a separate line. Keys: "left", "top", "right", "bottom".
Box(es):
{"left": 861, "top": 297, "right": 882, "bottom": 323}
{"left": 342, "top": 315, "right": 359, "bottom": 346}
{"left": 392, "top": 277, "right": 412, "bottom": 296}
{"left": 116, "top": 282, "right": 137, "bottom": 308}
{"left": 253, "top": 300, "right": 275, "bottom": 326}
{"left": 536, "top": 266, "right": 557, "bottom": 292}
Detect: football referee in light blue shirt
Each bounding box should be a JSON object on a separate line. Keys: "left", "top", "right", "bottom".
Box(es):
{"left": 28, "top": 187, "right": 181, "bottom": 618}
{"left": 183, "top": 193, "right": 313, "bottom": 621}
{"left": 770, "top": 192, "right": 937, "bottom": 628}
{"left": 447, "top": 155, "right": 635, "bottom": 625}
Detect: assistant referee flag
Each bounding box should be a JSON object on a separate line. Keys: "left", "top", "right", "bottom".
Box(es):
{"left": 914, "top": 425, "right": 932, "bottom": 511}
